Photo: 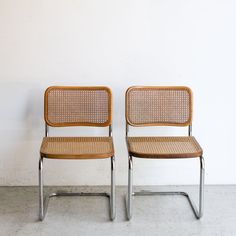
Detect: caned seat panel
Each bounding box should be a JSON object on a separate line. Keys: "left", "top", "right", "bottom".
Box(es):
{"left": 127, "top": 136, "right": 203, "bottom": 158}
{"left": 40, "top": 137, "right": 114, "bottom": 159}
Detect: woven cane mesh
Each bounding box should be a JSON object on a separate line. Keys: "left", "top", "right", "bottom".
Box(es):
{"left": 126, "top": 87, "right": 192, "bottom": 126}
{"left": 127, "top": 136, "right": 202, "bottom": 158}
{"left": 45, "top": 87, "right": 112, "bottom": 127}
{"left": 40, "top": 137, "right": 114, "bottom": 159}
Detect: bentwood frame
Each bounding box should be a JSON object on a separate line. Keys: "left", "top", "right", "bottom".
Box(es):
{"left": 39, "top": 86, "right": 115, "bottom": 221}
{"left": 125, "top": 86, "right": 205, "bottom": 220}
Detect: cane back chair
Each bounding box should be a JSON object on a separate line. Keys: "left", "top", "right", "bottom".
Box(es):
{"left": 39, "top": 86, "right": 115, "bottom": 221}
{"left": 125, "top": 86, "right": 205, "bottom": 220}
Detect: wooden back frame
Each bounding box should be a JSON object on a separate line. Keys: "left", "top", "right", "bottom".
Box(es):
{"left": 44, "top": 86, "right": 113, "bottom": 127}
{"left": 125, "top": 86, "right": 193, "bottom": 127}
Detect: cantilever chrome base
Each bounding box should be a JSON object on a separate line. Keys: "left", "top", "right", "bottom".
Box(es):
{"left": 132, "top": 190, "right": 202, "bottom": 219}
{"left": 39, "top": 191, "right": 114, "bottom": 221}
{"left": 39, "top": 156, "right": 116, "bottom": 221}
{"left": 126, "top": 156, "right": 205, "bottom": 220}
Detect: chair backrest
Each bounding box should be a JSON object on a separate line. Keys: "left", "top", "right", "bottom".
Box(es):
{"left": 44, "top": 86, "right": 112, "bottom": 127}
{"left": 126, "top": 86, "right": 192, "bottom": 127}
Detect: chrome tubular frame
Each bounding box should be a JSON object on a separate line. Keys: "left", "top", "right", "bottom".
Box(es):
{"left": 188, "top": 125, "right": 192, "bottom": 136}
{"left": 126, "top": 123, "right": 205, "bottom": 220}
{"left": 39, "top": 124, "right": 116, "bottom": 221}
{"left": 127, "top": 155, "right": 133, "bottom": 220}
{"left": 109, "top": 124, "right": 116, "bottom": 220}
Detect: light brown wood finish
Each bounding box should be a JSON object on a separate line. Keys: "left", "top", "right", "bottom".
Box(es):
{"left": 44, "top": 86, "right": 112, "bottom": 127}
{"left": 126, "top": 86, "right": 193, "bottom": 127}
{"left": 127, "top": 136, "right": 202, "bottom": 159}
{"left": 41, "top": 86, "right": 114, "bottom": 160}
{"left": 125, "top": 86, "right": 203, "bottom": 159}
{"left": 40, "top": 137, "right": 114, "bottom": 159}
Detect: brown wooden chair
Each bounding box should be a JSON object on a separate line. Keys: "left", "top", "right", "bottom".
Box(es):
{"left": 39, "top": 86, "right": 115, "bottom": 221}
{"left": 125, "top": 86, "right": 205, "bottom": 220}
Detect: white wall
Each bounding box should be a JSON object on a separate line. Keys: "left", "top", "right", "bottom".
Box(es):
{"left": 0, "top": 0, "right": 236, "bottom": 186}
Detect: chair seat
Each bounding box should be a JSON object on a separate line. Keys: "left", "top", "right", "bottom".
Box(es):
{"left": 127, "top": 136, "right": 203, "bottom": 158}
{"left": 40, "top": 137, "right": 114, "bottom": 159}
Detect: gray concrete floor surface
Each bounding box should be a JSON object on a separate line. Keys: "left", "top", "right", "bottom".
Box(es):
{"left": 0, "top": 185, "right": 235, "bottom": 236}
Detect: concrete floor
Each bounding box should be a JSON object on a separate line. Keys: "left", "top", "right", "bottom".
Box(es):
{"left": 0, "top": 186, "right": 236, "bottom": 236}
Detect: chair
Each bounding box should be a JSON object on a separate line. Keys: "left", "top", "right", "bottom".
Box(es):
{"left": 125, "top": 86, "right": 205, "bottom": 220}
{"left": 39, "top": 86, "right": 115, "bottom": 220}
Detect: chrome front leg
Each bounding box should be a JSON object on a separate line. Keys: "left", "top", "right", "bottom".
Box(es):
{"left": 39, "top": 157, "right": 44, "bottom": 221}
{"left": 110, "top": 156, "right": 116, "bottom": 220}
{"left": 127, "top": 155, "right": 133, "bottom": 220}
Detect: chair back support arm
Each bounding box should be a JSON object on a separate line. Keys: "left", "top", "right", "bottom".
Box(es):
{"left": 126, "top": 122, "right": 193, "bottom": 137}
{"left": 45, "top": 123, "right": 112, "bottom": 138}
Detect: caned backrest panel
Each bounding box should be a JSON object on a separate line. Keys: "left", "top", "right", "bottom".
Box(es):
{"left": 44, "top": 86, "right": 112, "bottom": 127}
{"left": 126, "top": 86, "right": 192, "bottom": 127}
